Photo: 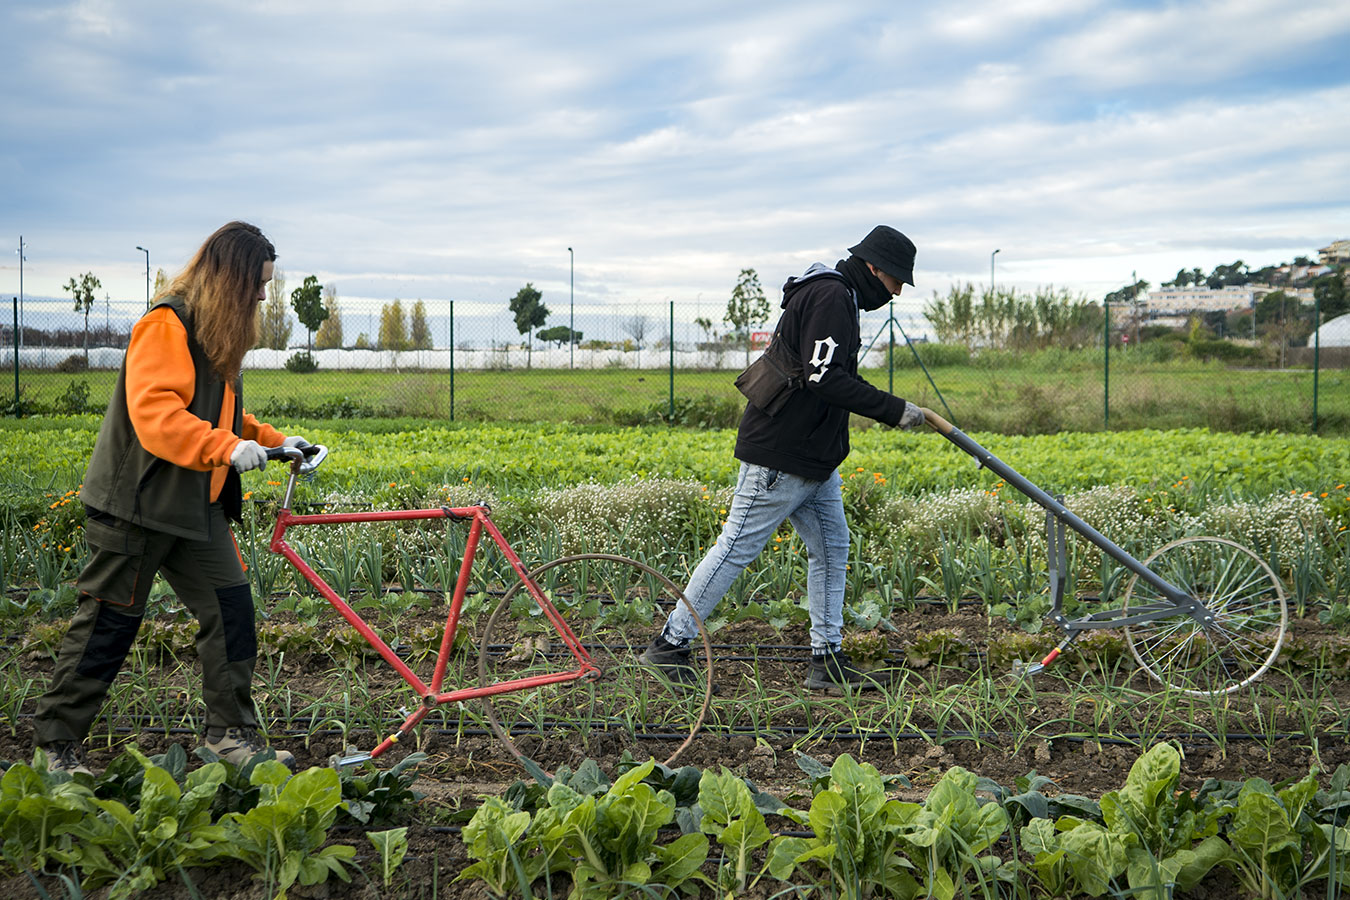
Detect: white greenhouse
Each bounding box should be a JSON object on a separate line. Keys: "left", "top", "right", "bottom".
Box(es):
{"left": 1311, "top": 312, "right": 1350, "bottom": 348}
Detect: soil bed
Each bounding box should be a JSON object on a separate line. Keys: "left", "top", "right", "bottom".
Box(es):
{"left": 5, "top": 603, "right": 1348, "bottom": 899}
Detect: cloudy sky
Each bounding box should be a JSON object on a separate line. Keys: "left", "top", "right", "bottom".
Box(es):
{"left": 2, "top": 0, "right": 1347, "bottom": 336}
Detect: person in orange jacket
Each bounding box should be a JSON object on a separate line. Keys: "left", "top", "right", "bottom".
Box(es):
{"left": 34, "top": 221, "right": 306, "bottom": 775}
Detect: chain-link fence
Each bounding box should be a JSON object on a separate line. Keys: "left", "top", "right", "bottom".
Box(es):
{"left": 3, "top": 293, "right": 1347, "bottom": 434}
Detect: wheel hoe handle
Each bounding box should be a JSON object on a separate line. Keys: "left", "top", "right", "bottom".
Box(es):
{"left": 921, "top": 407, "right": 954, "bottom": 435}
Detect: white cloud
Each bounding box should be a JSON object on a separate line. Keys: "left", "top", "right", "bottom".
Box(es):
{"left": 1, "top": 0, "right": 1347, "bottom": 316}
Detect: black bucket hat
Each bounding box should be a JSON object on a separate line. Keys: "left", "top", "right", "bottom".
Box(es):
{"left": 849, "top": 225, "right": 916, "bottom": 286}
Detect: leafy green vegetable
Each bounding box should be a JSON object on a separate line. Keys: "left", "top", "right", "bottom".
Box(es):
{"left": 338, "top": 751, "right": 425, "bottom": 825}
{"left": 64, "top": 748, "right": 226, "bottom": 898}
{"left": 0, "top": 750, "right": 93, "bottom": 873}
{"left": 698, "top": 768, "right": 773, "bottom": 896}
{"left": 367, "top": 827, "right": 409, "bottom": 889}
{"left": 460, "top": 758, "right": 709, "bottom": 900}
{"left": 197, "top": 762, "right": 355, "bottom": 900}
{"left": 1099, "top": 742, "right": 1227, "bottom": 899}
{"left": 768, "top": 754, "right": 920, "bottom": 900}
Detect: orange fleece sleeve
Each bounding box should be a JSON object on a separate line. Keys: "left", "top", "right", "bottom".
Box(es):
{"left": 124, "top": 308, "right": 275, "bottom": 470}
{"left": 241, "top": 410, "right": 285, "bottom": 447}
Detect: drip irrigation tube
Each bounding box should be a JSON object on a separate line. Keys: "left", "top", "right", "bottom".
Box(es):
{"left": 16, "top": 714, "right": 1332, "bottom": 745}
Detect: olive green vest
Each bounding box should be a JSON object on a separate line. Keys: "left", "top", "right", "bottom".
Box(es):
{"left": 79, "top": 297, "right": 244, "bottom": 540}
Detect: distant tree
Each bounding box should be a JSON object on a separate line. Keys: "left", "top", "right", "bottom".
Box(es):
{"left": 1103, "top": 278, "right": 1150, "bottom": 307}
{"left": 1205, "top": 260, "right": 1247, "bottom": 289}
{"left": 724, "top": 268, "right": 770, "bottom": 364}
{"left": 508, "top": 283, "right": 549, "bottom": 368}
{"left": 290, "top": 275, "right": 327, "bottom": 355}
{"left": 354, "top": 332, "right": 371, "bottom": 349}
{"left": 409, "top": 300, "right": 432, "bottom": 350}
{"left": 314, "top": 285, "right": 344, "bottom": 350}
{"left": 153, "top": 267, "right": 169, "bottom": 297}
{"left": 620, "top": 314, "right": 650, "bottom": 347}
{"left": 256, "top": 267, "right": 292, "bottom": 350}
{"left": 379, "top": 299, "right": 409, "bottom": 351}
{"left": 538, "top": 325, "right": 581, "bottom": 348}
{"left": 63, "top": 271, "right": 102, "bottom": 361}
{"left": 1254, "top": 290, "right": 1291, "bottom": 326}
{"left": 1313, "top": 268, "right": 1348, "bottom": 320}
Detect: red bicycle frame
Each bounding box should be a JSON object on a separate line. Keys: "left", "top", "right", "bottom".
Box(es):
{"left": 266, "top": 454, "right": 597, "bottom": 760}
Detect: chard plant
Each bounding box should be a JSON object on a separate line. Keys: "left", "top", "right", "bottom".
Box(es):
{"left": 893, "top": 765, "right": 1011, "bottom": 899}
{"left": 0, "top": 749, "right": 93, "bottom": 874}
{"left": 1098, "top": 742, "right": 1228, "bottom": 899}
{"left": 768, "top": 754, "right": 920, "bottom": 900}
{"left": 1020, "top": 815, "right": 1130, "bottom": 897}
{"left": 63, "top": 748, "right": 226, "bottom": 899}
{"left": 1213, "top": 768, "right": 1350, "bottom": 898}
{"left": 366, "top": 826, "right": 409, "bottom": 890}
{"left": 698, "top": 768, "right": 775, "bottom": 897}
{"left": 196, "top": 762, "right": 356, "bottom": 900}
{"left": 458, "top": 757, "right": 709, "bottom": 899}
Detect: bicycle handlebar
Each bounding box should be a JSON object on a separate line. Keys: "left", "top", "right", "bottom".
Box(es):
{"left": 265, "top": 442, "right": 329, "bottom": 475}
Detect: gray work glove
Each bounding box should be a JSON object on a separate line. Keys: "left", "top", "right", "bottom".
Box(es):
{"left": 281, "top": 435, "right": 311, "bottom": 450}
{"left": 897, "top": 401, "right": 925, "bottom": 430}
{"left": 230, "top": 439, "right": 268, "bottom": 473}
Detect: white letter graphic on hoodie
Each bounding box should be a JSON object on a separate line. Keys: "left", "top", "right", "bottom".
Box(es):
{"left": 807, "top": 336, "right": 838, "bottom": 383}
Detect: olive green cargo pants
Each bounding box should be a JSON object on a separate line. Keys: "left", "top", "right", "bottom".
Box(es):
{"left": 34, "top": 503, "right": 258, "bottom": 745}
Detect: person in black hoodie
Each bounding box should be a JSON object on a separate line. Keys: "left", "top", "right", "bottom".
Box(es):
{"left": 641, "top": 226, "right": 926, "bottom": 692}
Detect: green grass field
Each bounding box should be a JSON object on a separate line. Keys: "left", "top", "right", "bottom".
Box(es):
{"left": 6, "top": 357, "right": 1347, "bottom": 434}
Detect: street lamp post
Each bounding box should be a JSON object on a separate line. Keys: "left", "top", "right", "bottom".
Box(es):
{"left": 568, "top": 247, "right": 574, "bottom": 370}
{"left": 991, "top": 248, "right": 1001, "bottom": 293}
{"left": 135, "top": 246, "right": 150, "bottom": 310}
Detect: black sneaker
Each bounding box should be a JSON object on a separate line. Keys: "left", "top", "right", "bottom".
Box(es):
{"left": 42, "top": 741, "right": 93, "bottom": 776}
{"left": 804, "top": 650, "right": 886, "bottom": 694}
{"left": 639, "top": 635, "right": 700, "bottom": 687}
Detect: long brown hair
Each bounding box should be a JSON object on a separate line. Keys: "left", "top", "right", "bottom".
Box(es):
{"left": 159, "top": 221, "right": 276, "bottom": 382}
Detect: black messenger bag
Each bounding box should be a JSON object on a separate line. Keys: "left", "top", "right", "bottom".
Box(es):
{"left": 734, "top": 333, "right": 802, "bottom": 417}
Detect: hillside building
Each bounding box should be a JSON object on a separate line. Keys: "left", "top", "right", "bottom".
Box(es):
{"left": 1319, "top": 240, "right": 1350, "bottom": 266}
{"left": 1146, "top": 284, "right": 1314, "bottom": 315}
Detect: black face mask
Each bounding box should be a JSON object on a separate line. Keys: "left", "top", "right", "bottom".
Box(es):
{"left": 836, "top": 256, "right": 892, "bottom": 311}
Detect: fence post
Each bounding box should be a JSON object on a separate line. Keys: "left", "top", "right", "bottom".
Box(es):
{"left": 887, "top": 301, "right": 895, "bottom": 394}
{"left": 668, "top": 300, "right": 675, "bottom": 422}
{"left": 1103, "top": 298, "right": 1110, "bottom": 430}
{"left": 11, "top": 297, "right": 18, "bottom": 414}
{"left": 449, "top": 300, "right": 455, "bottom": 423}
{"left": 1313, "top": 294, "right": 1320, "bottom": 432}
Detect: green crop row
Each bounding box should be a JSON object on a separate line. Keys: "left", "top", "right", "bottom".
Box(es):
{"left": 459, "top": 744, "right": 1350, "bottom": 900}
{"left": 12, "top": 740, "right": 1345, "bottom": 900}
{"left": 4, "top": 417, "right": 1350, "bottom": 499}
{"left": 4, "top": 422, "right": 1347, "bottom": 630}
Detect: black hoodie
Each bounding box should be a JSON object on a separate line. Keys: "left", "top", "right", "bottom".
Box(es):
{"left": 733, "top": 262, "right": 908, "bottom": 480}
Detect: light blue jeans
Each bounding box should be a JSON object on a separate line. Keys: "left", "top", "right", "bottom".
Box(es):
{"left": 662, "top": 462, "right": 849, "bottom": 652}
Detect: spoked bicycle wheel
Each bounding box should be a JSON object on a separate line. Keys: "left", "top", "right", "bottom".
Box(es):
{"left": 478, "top": 553, "right": 713, "bottom": 769}
{"left": 1122, "top": 536, "right": 1287, "bottom": 695}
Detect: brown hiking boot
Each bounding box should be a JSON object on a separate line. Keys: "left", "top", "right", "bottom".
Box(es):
{"left": 203, "top": 727, "right": 296, "bottom": 770}
{"left": 42, "top": 741, "right": 94, "bottom": 776}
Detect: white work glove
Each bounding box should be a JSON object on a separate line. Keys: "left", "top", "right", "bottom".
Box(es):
{"left": 281, "top": 435, "right": 311, "bottom": 450}
{"left": 897, "top": 401, "right": 925, "bottom": 430}
{"left": 230, "top": 439, "right": 268, "bottom": 473}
